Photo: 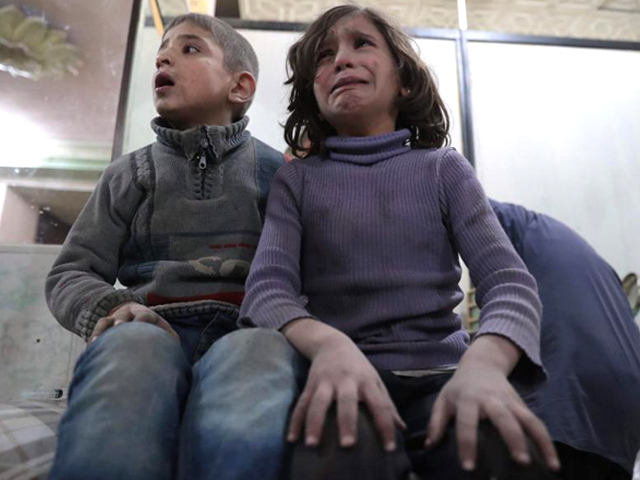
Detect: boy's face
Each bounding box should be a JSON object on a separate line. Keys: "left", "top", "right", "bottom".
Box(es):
{"left": 153, "top": 22, "right": 236, "bottom": 129}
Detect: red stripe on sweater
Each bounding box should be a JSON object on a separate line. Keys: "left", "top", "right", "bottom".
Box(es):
{"left": 208, "top": 243, "right": 256, "bottom": 250}
{"left": 146, "top": 291, "right": 244, "bottom": 306}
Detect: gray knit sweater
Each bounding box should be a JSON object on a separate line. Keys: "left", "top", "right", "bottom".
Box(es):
{"left": 46, "top": 116, "right": 283, "bottom": 340}
{"left": 240, "top": 129, "right": 543, "bottom": 382}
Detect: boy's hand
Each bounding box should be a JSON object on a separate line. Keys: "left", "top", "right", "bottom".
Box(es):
{"left": 88, "top": 302, "right": 180, "bottom": 344}
{"left": 425, "top": 335, "right": 560, "bottom": 473}
{"left": 286, "top": 330, "right": 405, "bottom": 452}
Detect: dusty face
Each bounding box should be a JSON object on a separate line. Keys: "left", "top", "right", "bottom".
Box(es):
{"left": 312, "top": 13, "right": 402, "bottom": 137}
{"left": 153, "top": 22, "right": 235, "bottom": 129}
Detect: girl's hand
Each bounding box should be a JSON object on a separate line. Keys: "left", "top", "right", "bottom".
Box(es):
{"left": 284, "top": 320, "right": 405, "bottom": 451}
{"left": 425, "top": 335, "right": 559, "bottom": 472}
{"left": 88, "top": 301, "right": 180, "bottom": 343}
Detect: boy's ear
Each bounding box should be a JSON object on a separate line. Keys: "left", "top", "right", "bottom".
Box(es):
{"left": 228, "top": 71, "right": 257, "bottom": 106}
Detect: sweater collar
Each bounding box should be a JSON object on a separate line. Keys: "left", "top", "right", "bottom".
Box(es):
{"left": 324, "top": 129, "right": 411, "bottom": 165}
{"left": 151, "top": 116, "right": 250, "bottom": 160}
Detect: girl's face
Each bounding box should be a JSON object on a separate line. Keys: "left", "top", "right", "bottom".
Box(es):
{"left": 312, "top": 13, "right": 402, "bottom": 137}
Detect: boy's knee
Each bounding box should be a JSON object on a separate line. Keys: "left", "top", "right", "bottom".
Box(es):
{"left": 84, "top": 321, "right": 183, "bottom": 363}
{"left": 207, "top": 328, "right": 299, "bottom": 365}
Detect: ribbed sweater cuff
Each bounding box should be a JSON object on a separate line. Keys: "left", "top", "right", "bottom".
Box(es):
{"left": 475, "top": 317, "right": 546, "bottom": 391}
{"left": 76, "top": 290, "right": 145, "bottom": 341}
{"left": 238, "top": 304, "right": 317, "bottom": 331}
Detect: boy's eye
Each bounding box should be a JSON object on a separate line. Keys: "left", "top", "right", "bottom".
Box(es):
{"left": 183, "top": 45, "right": 200, "bottom": 54}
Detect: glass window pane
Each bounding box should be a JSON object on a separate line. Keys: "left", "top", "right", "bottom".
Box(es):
{"left": 0, "top": 0, "right": 133, "bottom": 245}
{"left": 468, "top": 41, "right": 640, "bottom": 277}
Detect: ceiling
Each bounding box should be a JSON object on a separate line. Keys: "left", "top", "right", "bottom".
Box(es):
{"left": 238, "top": 0, "right": 640, "bottom": 39}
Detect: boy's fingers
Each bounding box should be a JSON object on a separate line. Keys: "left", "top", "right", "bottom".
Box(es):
{"left": 112, "top": 310, "right": 136, "bottom": 327}
{"left": 304, "top": 383, "right": 333, "bottom": 447}
{"left": 484, "top": 401, "right": 529, "bottom": 465}
{"left": 132, "top": 311, "right": 160, "bottom": 324}
{"left": 336, "top": 382, "right": 358, "bottom": 447}
{"left": 133, "top": 312, "right": 180, "bottom": 341}
{"left": 513, "top": 403, "right": 561, "bottom": 470}
{"left": 455, "top": 402, "right": 480, "bottom": 471}
{"left": 88, "top": 317, "right": 115, "bottom": 343}
{"left": 153, "top": 319, "right": 180, "bottom": 341}
{"left": 161, "top": 321, "right": 181, "bottom": 341}
{"left": 362, "top": 384, "right": 397, "bottom": 452}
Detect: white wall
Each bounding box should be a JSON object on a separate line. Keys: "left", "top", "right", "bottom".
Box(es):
{"left": 468, "top": 42, "right": 640, "bottom": 278}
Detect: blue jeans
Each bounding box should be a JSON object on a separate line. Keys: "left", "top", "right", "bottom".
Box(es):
{"left": 49, "top": 309, "right": 305, "bottom": 480}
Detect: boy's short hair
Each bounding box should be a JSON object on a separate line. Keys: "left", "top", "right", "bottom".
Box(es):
{"left": 164, "top": 13, "right": 259, "bottom": 81}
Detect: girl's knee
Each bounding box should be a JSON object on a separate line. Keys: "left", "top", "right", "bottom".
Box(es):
{"left": 291, "top": 406, "right": 411, "bottom": 480}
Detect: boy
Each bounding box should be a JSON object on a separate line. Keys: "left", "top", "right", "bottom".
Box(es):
{"left": 45, "top": 14, "right": 299, "bottom": 480}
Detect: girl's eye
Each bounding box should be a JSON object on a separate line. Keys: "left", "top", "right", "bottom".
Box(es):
{"left": 317, "top": 49, "right": 334, "bottom": 62}
{"left": 183, "top": 45, "right": 200, "bottom": 54}
{"left": 356, "top": 38, "right": 373, "bottom": 48}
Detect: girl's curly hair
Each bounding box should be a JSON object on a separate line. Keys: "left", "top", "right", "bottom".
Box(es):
{"left": 284, "top": 5, "right": 450, "bottom": 157}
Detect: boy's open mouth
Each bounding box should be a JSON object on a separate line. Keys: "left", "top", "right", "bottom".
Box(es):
{"left": 155, "top": 72, "right": 175, "bottom": 90}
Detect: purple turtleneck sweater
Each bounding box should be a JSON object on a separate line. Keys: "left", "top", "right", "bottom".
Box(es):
{"left": 240, "top": 130, "right": 543, "bottom": 383}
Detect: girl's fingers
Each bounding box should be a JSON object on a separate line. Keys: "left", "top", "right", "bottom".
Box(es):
{"left": 361, "top": 384, "right": 397, "bottom": 452}
{"left": 376, "top": 380, "right": 406, "bottom": 430}
{"left": 455, "top": 402, "right": 480, "bottom": 471}
{"left": 425, "top": 393, "right": 451, "bottom": 448}
{"left": 336, "top": 381, "right": 359, "bottom": 447}
{"left": 484, "top": 400, "right": 529, "bottom": 465}
{"left": 304, "top": 383, "right": 334, "bottom": 446}
{"left": 513, "top": 403, "right": 561, "bottom": 471}
{"left": 393, "top": 409, "right": 407, "bottom": 430}
{"left": 288, "top": 390, "right": 311, "bottom": 442}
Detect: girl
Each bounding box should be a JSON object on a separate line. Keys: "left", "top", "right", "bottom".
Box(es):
{"left": 239, "top": 5, "right": 560, "bottom": 479}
